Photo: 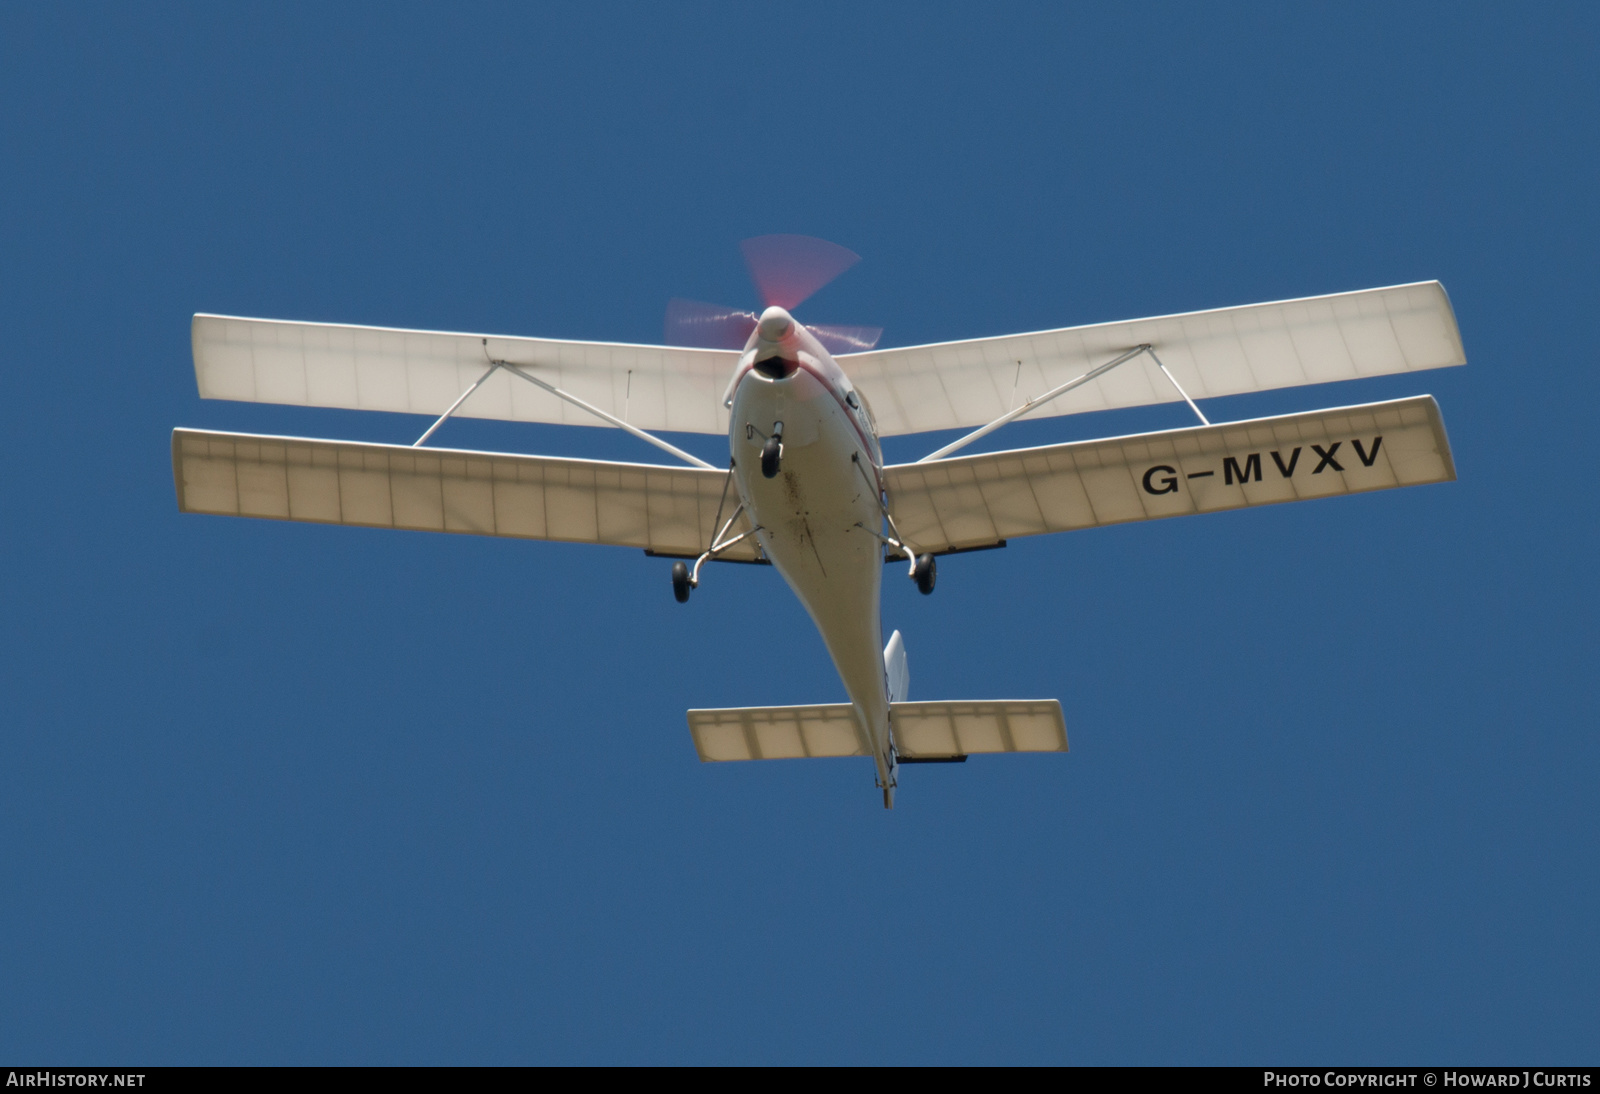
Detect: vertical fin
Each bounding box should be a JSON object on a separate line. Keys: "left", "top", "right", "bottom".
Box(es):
{"left": 884, "top": 630, "right": 909, "bottom": 704}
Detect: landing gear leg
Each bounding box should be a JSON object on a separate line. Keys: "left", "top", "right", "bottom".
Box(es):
{"left": 852, "top": 510, "right": 938, "bottom": 597}
{"left": 669, "top": 507, "right": 763, "bottom": 604}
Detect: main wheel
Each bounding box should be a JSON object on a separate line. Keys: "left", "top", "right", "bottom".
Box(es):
{"left": 671, "top": 560, "right": 692, "bottom": 603}
{"left": 760, "top": 436, "right": 782, "bottom": 478}
{"left": 913, "top": 553, "right": 936, "bottom": 595}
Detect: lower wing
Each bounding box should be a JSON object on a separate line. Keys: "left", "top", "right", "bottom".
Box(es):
{"left": 883, "top": 395, "right": 1454, "bottom": 555}
{"left": 171, "top": 428, "right": 759, "bottom": 560}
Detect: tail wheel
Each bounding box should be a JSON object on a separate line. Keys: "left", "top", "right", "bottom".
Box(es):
{"left": 760, "top": 435, "right": 783, "bottom": 478}
{"left": 671, "top": 560, "right": 692, "bottom": 603}
{"left": 913, "top": 553, "right": 936, "bottom": 596}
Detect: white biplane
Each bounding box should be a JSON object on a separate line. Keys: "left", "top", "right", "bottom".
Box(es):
{"left": 172, "top": 236, "right": 1464, "bottom": 807}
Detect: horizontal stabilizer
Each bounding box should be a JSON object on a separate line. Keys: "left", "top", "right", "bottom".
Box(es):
{"left": 892, "top": 699, "right": 1067, "bottom": 758}
{"left": 885, "top": 395, "right": 1454, "bottom": 555}
{"left": 688, "top": 704, "right": 871, "bottom": 762}
{"left": 171, "top": 428, "right": 760, "bottom": 559}
{"left": 686, "top": 700, "right": 1066, "bottom": 762}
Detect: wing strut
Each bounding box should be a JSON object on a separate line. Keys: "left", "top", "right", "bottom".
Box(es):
{"left": 407, "top": 343, "right": 720, "bottom": 472}
{"left": 482, "top": 344, "right": 716, "bottom": 470}
{"left": 413, "top": 362, "right": 502, "bottom": 446}
{"left": 917, "top": 344, "right": 1150, "bottom": 462}
{"left": 1148, "top": 346, "right": 1210, "bottom": 426}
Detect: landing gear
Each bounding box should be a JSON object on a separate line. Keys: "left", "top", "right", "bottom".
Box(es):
{"left": 760, "top": 436, "right": 782, "bottom": 478}
{"left": 852, "top": 509, "right": 938, "bottom": 596}
{"left": 760, "top": 421, "right": 785, "bottom": 479}
{"left": 670, "top": 505, "right": 764, "bottom": 604}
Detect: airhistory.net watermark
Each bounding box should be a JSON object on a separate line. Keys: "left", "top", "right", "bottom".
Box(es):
{"left": 5, "top": 1074, "right": 145, "bottom": 1088}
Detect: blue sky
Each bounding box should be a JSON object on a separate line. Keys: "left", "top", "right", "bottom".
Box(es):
{"left": 1, "top": 3, "right": 1595, "bottom": 1064}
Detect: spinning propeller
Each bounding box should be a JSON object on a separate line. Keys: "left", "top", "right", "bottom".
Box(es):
{"left": 665, "top": 234, "right": 883, "bottom": 355}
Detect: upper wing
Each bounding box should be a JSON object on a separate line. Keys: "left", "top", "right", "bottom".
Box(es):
{"left": 842, "top": 282, "right": 1464, "bottom": 436}
{"left": 172, "top": 428, "right": 760, "bottom": 560}
{"left": 882, "top": 395, "right": 1454, "bottom": 554}
{"left": 192, "top": 314, "right": 740, "bottom": 435}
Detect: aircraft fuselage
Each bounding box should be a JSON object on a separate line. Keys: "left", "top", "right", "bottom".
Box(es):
{"left": 726, "top": 306, "right": 899, "bottom": 803}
